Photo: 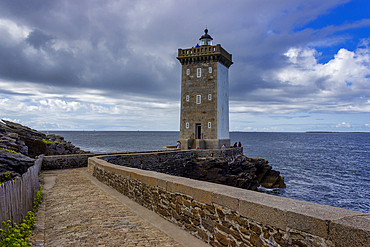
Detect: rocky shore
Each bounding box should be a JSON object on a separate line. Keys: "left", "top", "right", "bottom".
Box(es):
{"left": 186, "top": 155, "right": 286, "bottom": 190}
{"left": 102, "top": 150, "right": 286, "bottom": 191}
{"left": 0, "top": 120, "right": 89, "bottom": 182}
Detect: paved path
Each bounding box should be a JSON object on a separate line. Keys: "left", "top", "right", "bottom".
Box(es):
{"left": 30, "top": 168, "right": 209, "bottom": 246}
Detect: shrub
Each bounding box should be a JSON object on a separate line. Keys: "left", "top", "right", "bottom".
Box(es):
{"left": 0, "top": 219, "right": 32, "bottom": 247}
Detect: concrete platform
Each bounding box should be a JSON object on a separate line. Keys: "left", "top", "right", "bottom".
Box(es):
{"left": 30, "top": 168, "right": 209, "bottom": 246}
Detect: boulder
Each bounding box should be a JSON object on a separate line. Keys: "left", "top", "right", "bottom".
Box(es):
{"left": 182, "top": 154, "right": 285, "bottom": 191}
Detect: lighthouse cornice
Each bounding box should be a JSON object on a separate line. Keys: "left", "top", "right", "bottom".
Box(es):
{"left": 177, "top": 44, "right": 233, "bottom": 68}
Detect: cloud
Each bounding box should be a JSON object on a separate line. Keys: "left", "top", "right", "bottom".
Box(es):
{"left": 233, "top": 41, "right": 370, "bottom": 115}
{"left": 26, "top": 29, "right": 54, "bottom": 49}
{"left": 336, "top": 122, "right": 351, "bottom": 128}
{"left": 0, "top": 1, "right": 355, "bottom": 98}
{"left": 0, "top": 0, "right": 369, "bottom": 131}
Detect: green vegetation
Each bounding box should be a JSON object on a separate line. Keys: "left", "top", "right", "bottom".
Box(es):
{"left": 42, "top": 139, "right": 53, "bottom": 144}
{"left": 1, "top": 172, "right": 12, "bottom": 184}
{"left": 32, "top": 185, "right": 43, "bottom": 213}
{"left": 0, "top": 183, "right": 43, "bottom": 246}
{"left": 41, "top": 139, "right": 59, "bottom": 144}
{"left": 0, "top": 148, "right": 17, "bottom": 154}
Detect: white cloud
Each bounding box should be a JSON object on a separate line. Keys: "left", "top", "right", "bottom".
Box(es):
{"left": 258, "top": 42, "right": 370, "bottom": 113}
{"left": 0, "top": 79, "right": 180, "bottom": 130}
{"left": 279, "top": 45, "right": 370, "bottom": 92}
{"left": 0, "top": 18, "right": 31, "bottom": 44}
{"left": 336, "top": 122, "right": 351, "bottom": 128}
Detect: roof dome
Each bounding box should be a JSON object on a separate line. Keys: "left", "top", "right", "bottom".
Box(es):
{"left": 199, "top": 28, "right": 213, "bottom": 41}
{"left": 199, "top": 28, "right": 213, "bottom": 46}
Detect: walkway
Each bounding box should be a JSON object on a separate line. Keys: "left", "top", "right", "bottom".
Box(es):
{"left": 30, "top": 168, "right": 209, "bottom": 246}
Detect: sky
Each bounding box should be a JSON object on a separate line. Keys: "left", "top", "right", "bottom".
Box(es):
{"left": 1, "top": 0, "right": 370, "bottom": 132}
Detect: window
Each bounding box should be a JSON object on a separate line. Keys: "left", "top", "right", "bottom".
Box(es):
{"left": 209, "top": 67, "right": 212, "bottom": 73}
{"left": 186, "top": 95, "right": 189, "bottom": 102}
{"left": 208, "top": 122, "right": 211, "bottom": 128}
{"left": 196, "top": 95, "right": 201, "bottom": 104}
{"left": 197, "top": 68, "right": 201, "bottom": 78}
{"left": 186, "top": 69, "right": 190, "bottom": 75}
{"left": 208, "top": 94, "right": 212, "bottom": 100}
{"left": 186, "top": 122, "right": 189, "bottom": 129}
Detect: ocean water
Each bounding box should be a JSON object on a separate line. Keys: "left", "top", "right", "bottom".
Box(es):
{"left": 47, "top": 131, "right": 370, "bottom": 214}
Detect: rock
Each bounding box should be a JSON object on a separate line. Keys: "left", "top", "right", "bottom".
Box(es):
{"left": 0, "top": 170, "right": 20, "bottom": 182}
{"left": 27, "top": 139, "right": 47, "bottom": 157}
{"left": 55, "top": 143, "right": 65, "bottom": 155}
{"left": 0, "top": 149, "right": 35, "bottom": 176}
{"left": 0, "top": 119, "right": 89, "bottom": 180}
{"left": 260, "top": 170, "right": 282, "bottom": 188}
{"left": 0, "top": 132, "right": 29, "bottom": 155}
{"left": 1, "top": 120, "right": 47, "bottom": 157}
{"left": 182, "top": 154, "right": 285, "bottom": 191}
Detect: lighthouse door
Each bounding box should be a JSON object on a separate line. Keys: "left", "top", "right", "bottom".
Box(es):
{"left": 196, "top": 124, "right": 201, "bottom": 139}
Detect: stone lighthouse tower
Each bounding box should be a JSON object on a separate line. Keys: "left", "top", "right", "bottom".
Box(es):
{"left": 177, "top": 29, "right": 233, "bottom": 150}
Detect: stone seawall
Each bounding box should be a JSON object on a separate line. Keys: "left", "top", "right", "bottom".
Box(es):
{"left": 88, "top": 155, "right": 370, "bottom": 247}
{"left": 99, "top": 148, "right": 243, "bottom": 172}
{"left": 100, "top": 150, "right": 194, "bottom": 175}
{"left": 42, "top": 150, "right": 167, "bottom": 170}
{"left": 42, "top": 153, "right": 97, "bottom": 170}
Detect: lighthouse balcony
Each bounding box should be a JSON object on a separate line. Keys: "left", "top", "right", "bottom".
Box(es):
{"left": 177, "top": 44, "right": 233, "bottom": 68}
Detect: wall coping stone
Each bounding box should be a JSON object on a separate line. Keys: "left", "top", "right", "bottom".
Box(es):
{"left": 89, "top": 153, "right": 370, "bottom": 247}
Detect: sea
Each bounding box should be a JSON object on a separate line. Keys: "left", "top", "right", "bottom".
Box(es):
{"left": 46, "top": 131, "right": 370, "bottom": 214}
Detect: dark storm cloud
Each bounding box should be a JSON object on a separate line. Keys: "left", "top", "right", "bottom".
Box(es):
{"left": 26, "top": 29, "right": 54, "bottom": 49}
{"left": 0, "top": 0, "right": 91, "bottom": 39}
{"left": 0, "top": 40, "right": 81, "bottom": 86}
{"left": 0, "top": 0, "right": 186, "bottom": 100}
{"left": 0, "top": 0, "right": 367, "bottom": 106}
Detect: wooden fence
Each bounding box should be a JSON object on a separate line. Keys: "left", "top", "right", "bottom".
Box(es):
{"left": 0, "top": 155, "right": 43, "bottom": 228}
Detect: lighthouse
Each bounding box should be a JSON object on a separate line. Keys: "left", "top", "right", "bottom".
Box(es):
{"left": 177, "top": 29, "right": 233, "bottom": 150}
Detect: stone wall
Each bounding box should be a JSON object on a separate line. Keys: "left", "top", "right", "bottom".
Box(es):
{"left": 179, "top": 59, "right": 219, "bottom": 142}
{"left": 99, "top": 148, "right": 243, "bottom": 170}
{"left": 42, "top": 150, "right": 167, "bottom": 170}
{"left": 100, "top": 151, "right": 193, "bottom": 176}
{"left": 42, "top": 153, "right": 95, "bottom": 170}
{"left": 88, "top": 155, "right": 370, "bottom": 247}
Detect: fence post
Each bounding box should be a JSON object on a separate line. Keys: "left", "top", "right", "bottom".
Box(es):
{"left": 0, "top": 155, "right": 43, "bottom": 228}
